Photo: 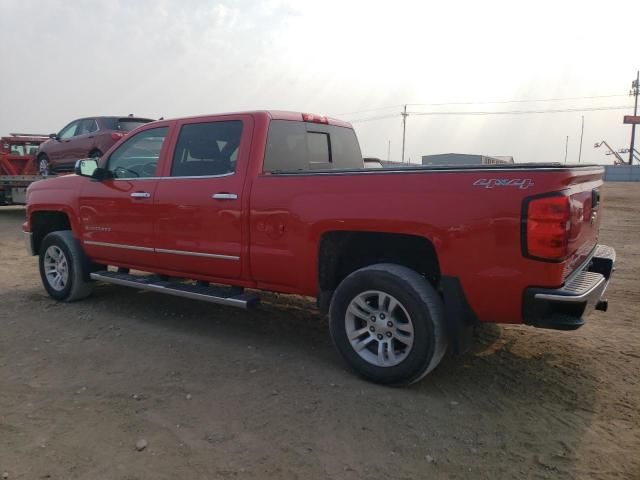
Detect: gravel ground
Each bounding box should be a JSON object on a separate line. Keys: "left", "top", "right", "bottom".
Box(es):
{"left": 0, "top": 182, "right": 638, "bottom": 480}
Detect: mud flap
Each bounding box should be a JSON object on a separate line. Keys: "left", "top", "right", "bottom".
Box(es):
{"left": 440, "top": 276, "right": 477, "bottom": 354}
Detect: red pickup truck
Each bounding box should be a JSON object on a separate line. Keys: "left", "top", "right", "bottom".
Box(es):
{"left": 23, "top": 111, "right": 615, "bottom": 385}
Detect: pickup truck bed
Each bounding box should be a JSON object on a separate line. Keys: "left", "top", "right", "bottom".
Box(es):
{"left": 22, "top": 110, "right": 615, "bottom": 385}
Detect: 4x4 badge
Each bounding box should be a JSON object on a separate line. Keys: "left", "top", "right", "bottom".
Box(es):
{"left": 473, "top": 178, "right": 535, "bottom": 190}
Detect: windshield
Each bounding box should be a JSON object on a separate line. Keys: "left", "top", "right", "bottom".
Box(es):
{"left": 7, "top": 142, "right": 40, "bottom": 156}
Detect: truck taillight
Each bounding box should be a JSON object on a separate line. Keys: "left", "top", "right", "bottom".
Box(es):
{"left": 302, "top": 113, "right": 329, "bottom": 124}
{"left": 523, "top": 194, "right": 571, "bottom": 261}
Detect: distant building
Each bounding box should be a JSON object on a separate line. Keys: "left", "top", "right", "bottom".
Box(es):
{"left": 379, "top": 160, "right": 412, "bottom": 168}
{"left": 421, "top": 153, "right": 514, "bottom": 166}
{"left": 363, "top": 158, "right": 413, "bottom": 168}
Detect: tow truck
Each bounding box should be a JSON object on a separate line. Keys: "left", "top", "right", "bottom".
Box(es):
{"left": 0, "top": 133, "right": 49, "bottom": 205}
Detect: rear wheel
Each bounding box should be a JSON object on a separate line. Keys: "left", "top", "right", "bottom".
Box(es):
{"left": 38, "top": 231, "right": 94, "bottom": 302}
{"left": 329, "top": 263, "right": 447, "bottom": 385}
{"left": 90, "top": 149, "right": 102, "bottom": 159}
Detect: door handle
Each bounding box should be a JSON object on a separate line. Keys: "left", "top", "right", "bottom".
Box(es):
{"left": 130, "top": 192, "right": 151, "bottom": 199}
{"left": 212, "top": 193, "right": 238, "bottom": 200}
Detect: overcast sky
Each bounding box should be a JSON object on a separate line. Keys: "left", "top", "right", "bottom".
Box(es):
{"left": 1, "top": 0, "right": 638, "bottom": 164}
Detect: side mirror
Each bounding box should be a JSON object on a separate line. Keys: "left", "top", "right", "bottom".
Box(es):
{"left": 74, "top": 158, "right": 99, "bottom": 177}
{"left": 75, "top": 159, "right": 112, "bottom": 181}
{"left": 49, "top": 133, "right": 59, "bottom": 140}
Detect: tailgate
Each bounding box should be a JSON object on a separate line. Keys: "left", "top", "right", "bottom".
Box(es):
{"left": 522, "top": 166, "right": 604, "bottom": 280}
{"left": 565, "top": 180, "right": 602, "bottom": 277}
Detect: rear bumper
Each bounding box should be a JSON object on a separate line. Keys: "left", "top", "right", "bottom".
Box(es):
{"left": 523, "top": 244, "right": 615, "bottom": 330}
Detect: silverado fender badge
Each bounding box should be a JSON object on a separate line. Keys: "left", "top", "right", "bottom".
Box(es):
{"left": 85, "top": 226, "right": 112, "bottom": 232}
{"left": 473, "top": 178, "right": 535, "bottom": 190}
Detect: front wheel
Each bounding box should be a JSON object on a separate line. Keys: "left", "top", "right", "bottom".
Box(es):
{"left": 329, "top": 264, "right": 447, "bottom": 385}
{"left": 38, "top": 231, "right": 94, "bottom": 302}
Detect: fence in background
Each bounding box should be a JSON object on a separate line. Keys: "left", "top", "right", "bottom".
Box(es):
{"left": 604, "top": 165, "right": 640, "bottom": 182}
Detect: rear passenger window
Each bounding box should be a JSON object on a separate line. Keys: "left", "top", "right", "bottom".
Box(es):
{"left": 171, "top": 121, "right": 243, "bottom": 177}
{"left": 263, "top": 120, "right": 363, "bottom": 173}
{"left": 78, "top": 119, "right": 98, "bottom": 135}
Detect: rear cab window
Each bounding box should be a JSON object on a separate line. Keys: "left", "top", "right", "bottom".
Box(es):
{"left": 263, "top": 120, "right": 363, "bottom": 173}
{"left": 102, "top": 117, "right": 154, "bottom": 132}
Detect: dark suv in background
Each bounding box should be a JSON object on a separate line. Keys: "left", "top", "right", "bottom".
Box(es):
{"left": 37, "top": 116, "right": 154, "bottom": 174}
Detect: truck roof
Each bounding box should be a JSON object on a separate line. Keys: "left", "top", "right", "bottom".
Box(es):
{"left": 161, "top": 110, "right": 353, "bottom": 129}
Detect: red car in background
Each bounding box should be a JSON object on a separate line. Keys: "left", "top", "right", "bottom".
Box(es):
{"left": 36, "top": 116, "right": 154, "bottom": 175}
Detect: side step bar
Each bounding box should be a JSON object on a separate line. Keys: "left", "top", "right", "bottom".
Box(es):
{"left": 90, "top": 271, "right": 260, "bottom": 309}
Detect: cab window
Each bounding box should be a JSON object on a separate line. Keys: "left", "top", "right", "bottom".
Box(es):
{"left": 171, "top": 121, "right": 243, "bottom": 177}
{"left": 107, "top": 127, "right": 168, "bottom": 179}
{"left": 10, "top": 144, "right": 25, "bottom": 155}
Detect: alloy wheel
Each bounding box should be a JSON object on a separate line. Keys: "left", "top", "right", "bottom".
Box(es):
{"left": 43, "top": 245, "right": 69, "bottom": 291}
{"left": 345, "top": 290, "right": 415, "bottom": 367}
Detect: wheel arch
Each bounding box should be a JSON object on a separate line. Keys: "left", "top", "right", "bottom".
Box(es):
{"left": 317, "top": 231, "right": 441, "bottom": 312}
{"left": 317, "top": 230, "right": 476, "bottom": 355}
{"left": 30, "top": 209, "right": 77, "bottom": 254}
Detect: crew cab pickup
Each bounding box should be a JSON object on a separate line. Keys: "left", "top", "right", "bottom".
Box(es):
{"left": 23, "top": 111, "right": 615, "bottom": 385}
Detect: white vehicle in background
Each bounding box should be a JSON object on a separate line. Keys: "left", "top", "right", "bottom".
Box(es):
{"left": 363, "top": 157, "right": 383, "bottom": 168}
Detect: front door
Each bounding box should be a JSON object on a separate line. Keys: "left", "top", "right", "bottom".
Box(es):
{"left": 153, "top": 116, "right": 252, "bottom": 280}
{"left": 78, "top": 125, "right": 172, "bottom": 269}
{"left": 48, "top": 120, "right": 81, "bottom": 169}
{"left": 71, "top": 118, "right": 99, "bottom": 159}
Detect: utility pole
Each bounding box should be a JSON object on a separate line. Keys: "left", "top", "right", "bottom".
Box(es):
{"left": 401, "top": 105, "right": 408, "bottom": 163}
{"left": 630, "top": 70, "right": 639, "bottom": 165}
{"left": 387, "top": 140, "right": 391, "bottom": 162}
{"left": 564, "top": 135, "right": 569, "bottom": 163}
{"left": 578, "top": 115, "right": 584, "bottom": 163}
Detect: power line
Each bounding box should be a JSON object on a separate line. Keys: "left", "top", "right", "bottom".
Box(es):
{"left": 349, "top": 113, "right": 399, "bottom": 123}
{"left": 407, "top": 105, "right": 632, "bottom": 116}
{"left": 333, "top": 105, "right": 402, "bottom": 117}
{"left": 406, "top": 93, "right": 629, "bottom": 107}
{"left": 349, "top": 104, "right": 632, "bottom": 122}
{"left": 336, "top": 93, "right": 628, "bottom": 118}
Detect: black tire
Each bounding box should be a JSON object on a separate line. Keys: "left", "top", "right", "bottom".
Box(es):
{"left": 90, "top": 150, "right": 103, "bottom": 159}
{"left": 38, "top": 230, "right": 94, "bottom": 302}
{"left": 37, "top": 154, "right": 50, "bottom": 176}
{"left": 329, "top": 263, "right": 447, "bottom": 385}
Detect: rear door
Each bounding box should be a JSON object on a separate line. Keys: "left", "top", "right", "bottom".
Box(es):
{"left": 152, "top": 114, "right": 253, "bottom": 279}
{"left": 78, "top": 124, "right": 173, "bottom": 268}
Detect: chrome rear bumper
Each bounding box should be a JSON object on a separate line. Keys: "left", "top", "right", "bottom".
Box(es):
{"left": 523, "top": 244, "right": 615, "bottom": 330}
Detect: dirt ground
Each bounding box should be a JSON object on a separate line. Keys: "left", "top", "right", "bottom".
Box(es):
{"left": 0, "top": 183, "right": 638, "bottom": 480}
